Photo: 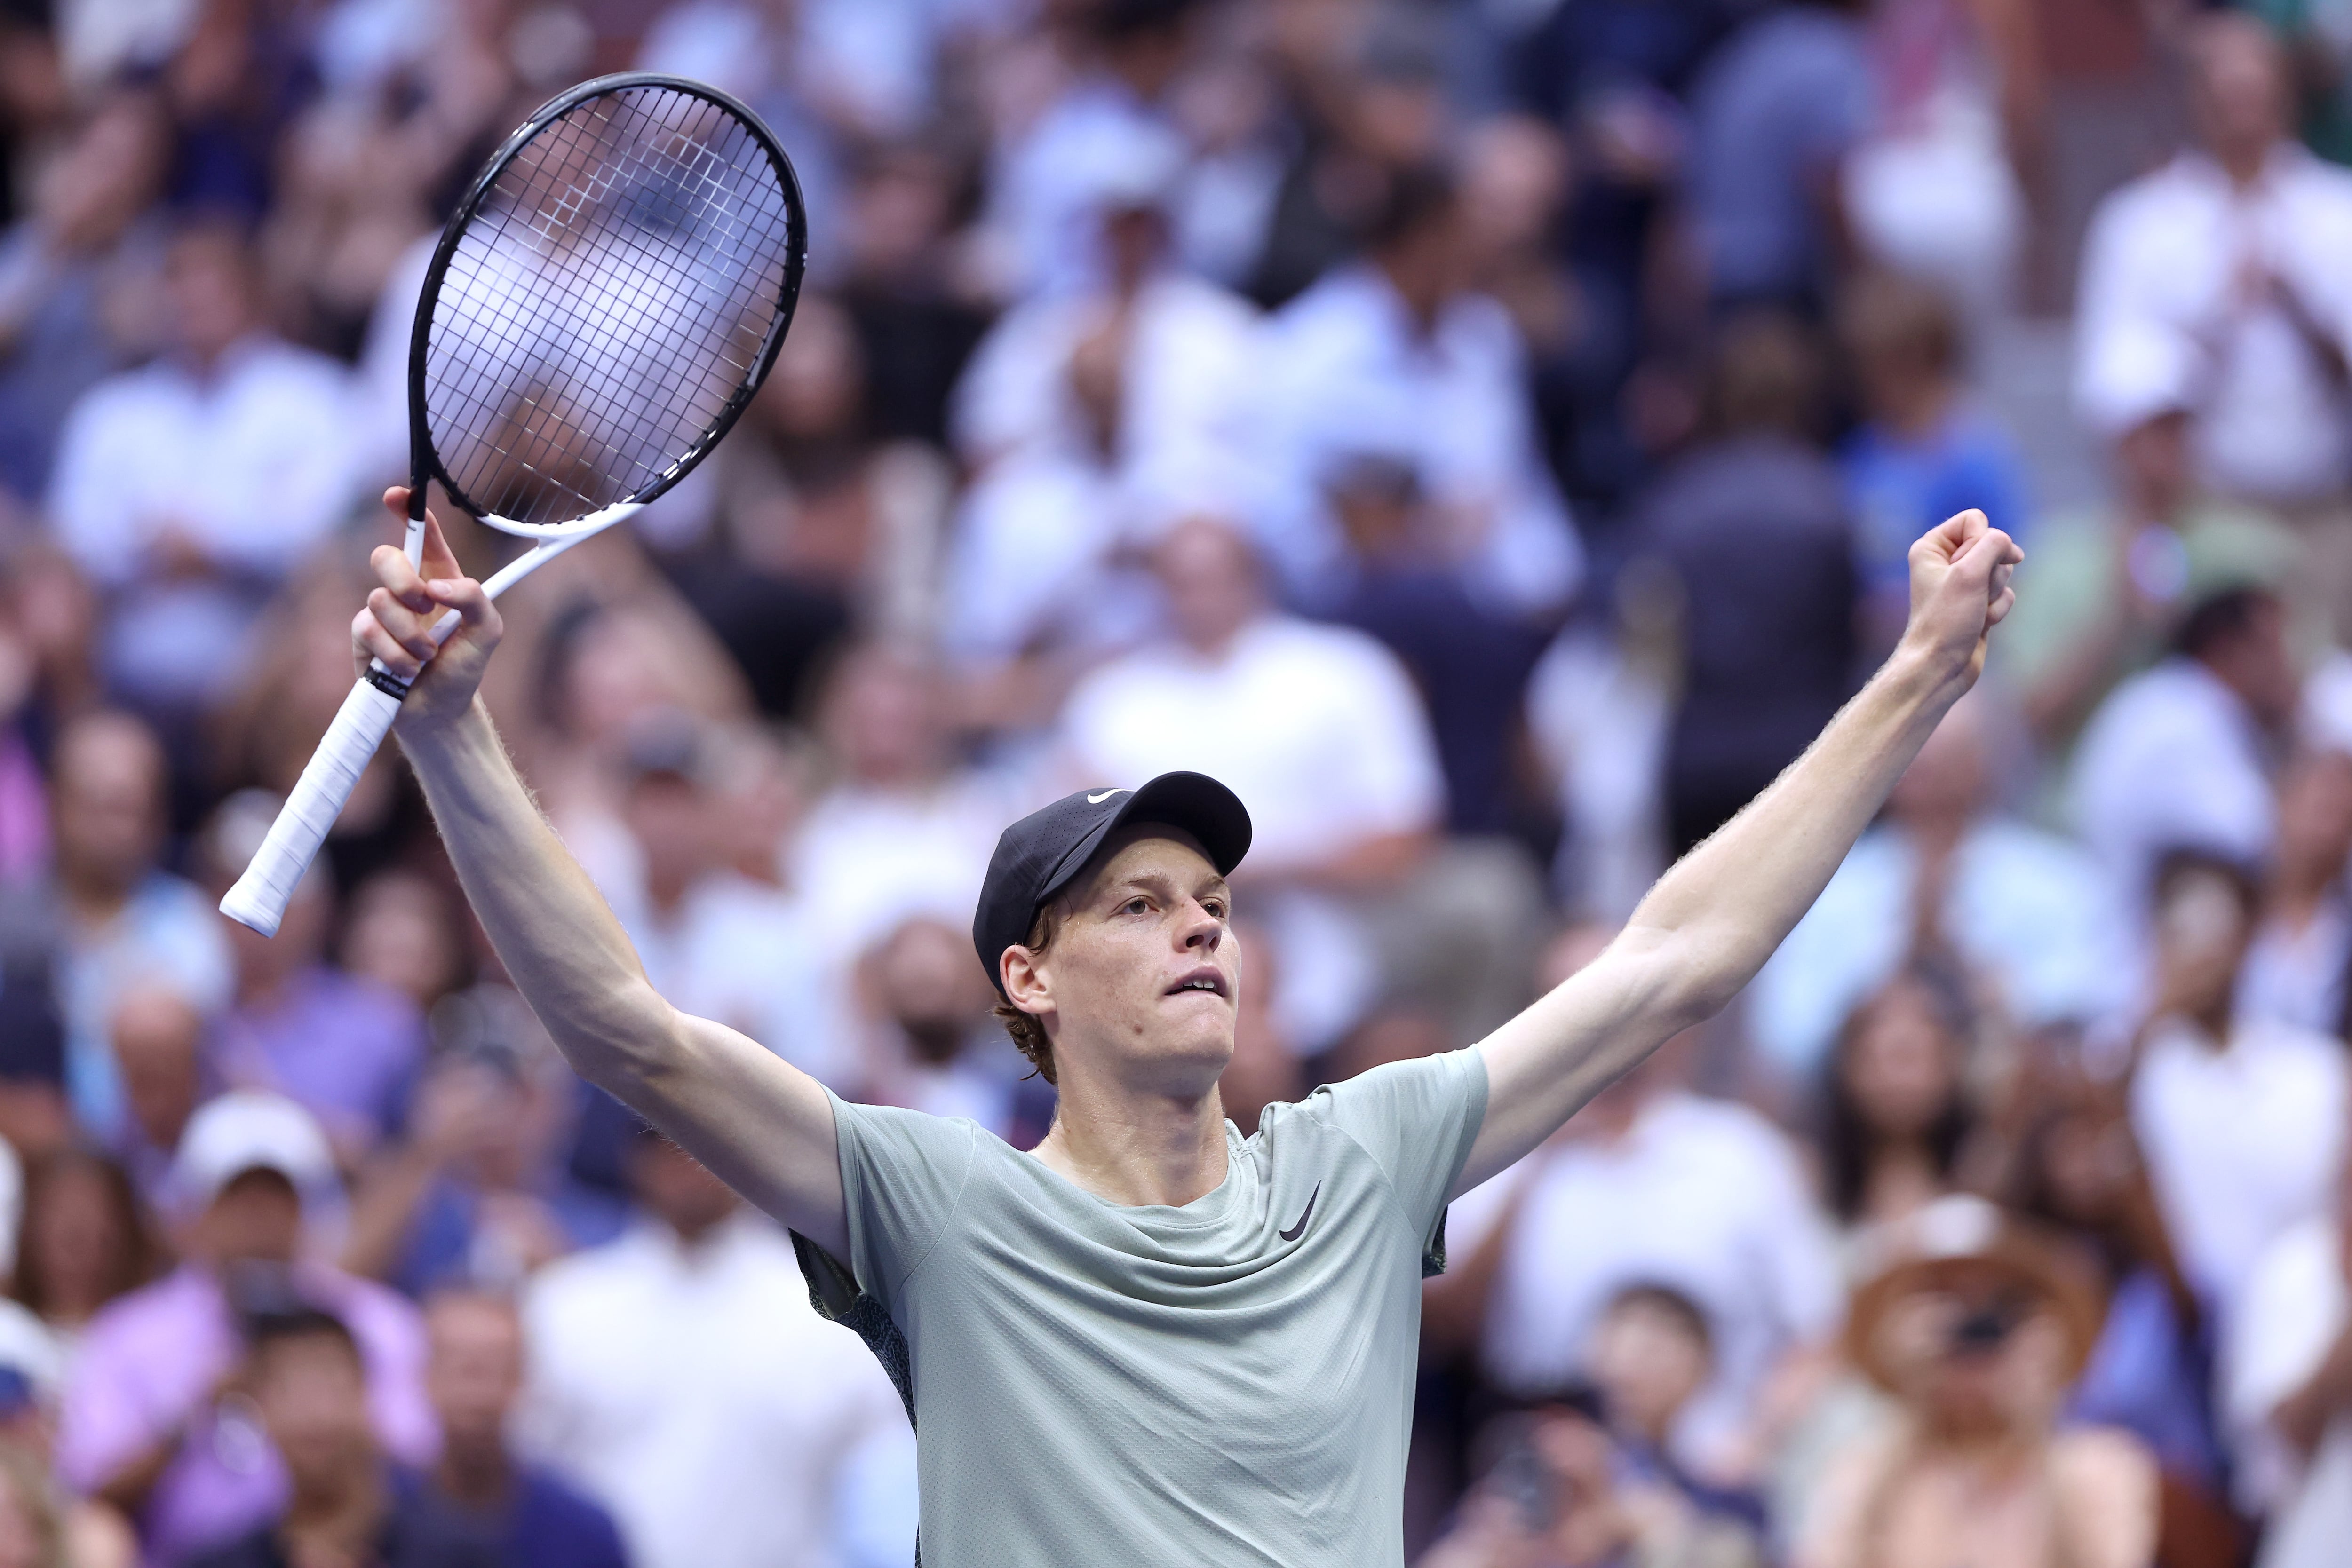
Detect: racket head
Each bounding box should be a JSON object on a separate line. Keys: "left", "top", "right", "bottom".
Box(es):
{"left": 405, "top": 72, "right": 807, "bottom": 540}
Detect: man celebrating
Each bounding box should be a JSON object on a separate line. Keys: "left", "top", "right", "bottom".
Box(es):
{"left": 351, "top": 488, "right": 2018, "bottom": 1566}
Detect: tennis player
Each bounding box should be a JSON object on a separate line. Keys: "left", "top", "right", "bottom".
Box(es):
{"left": 356, "top": 487, "right": 2019, "bottom": 1566}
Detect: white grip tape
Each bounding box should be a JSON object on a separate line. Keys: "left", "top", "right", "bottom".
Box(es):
{"left": 217, "top": 677, "right": 404, "bottom": 935}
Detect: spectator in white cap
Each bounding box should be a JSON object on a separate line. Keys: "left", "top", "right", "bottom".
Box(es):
{"left": 2002, "top": 346, "right": 2300, "bottom": 759}
{"left": 56, "top": 1091, "right": 431, "bottom": 1568}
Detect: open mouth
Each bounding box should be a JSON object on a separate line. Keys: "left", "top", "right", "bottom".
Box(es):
{"left": 1165, "top": 970, "right": 1229, "bottom": 999}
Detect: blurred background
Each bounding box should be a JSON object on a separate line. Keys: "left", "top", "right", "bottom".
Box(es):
{"left": 0, "top": 0, "right": 2349, "bottom": 1565}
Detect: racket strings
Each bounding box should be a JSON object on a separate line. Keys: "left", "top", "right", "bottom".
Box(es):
{"left": 422, "top": 85, "right": 797, "bottom": 528}
{"left": 440, "top": 98, "right": 778, "bottom": 516}
{"left": 444, "top": 95, "right": 777, "bottom": 502}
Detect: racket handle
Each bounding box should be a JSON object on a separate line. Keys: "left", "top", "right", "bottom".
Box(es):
{"left": 217, "top": 675, "right": 405, "bottom": 935}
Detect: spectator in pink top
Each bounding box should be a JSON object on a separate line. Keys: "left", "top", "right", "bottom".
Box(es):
{"left": 56, "top": 1092, "right": 432, "bottom": 1567}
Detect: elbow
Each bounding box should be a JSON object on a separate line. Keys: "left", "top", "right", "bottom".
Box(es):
{"left": 1646, "top": 948, "right": 1747, "bottom": 1034}
{"left": 1605, "top": 924, "right": 1749, "bottom": 1034}
{"left": 550, "top": 982, "right": 691, "bottom": 1095}
{"left": 1651, "top": 988, "right": 1731, "bottom": 1042}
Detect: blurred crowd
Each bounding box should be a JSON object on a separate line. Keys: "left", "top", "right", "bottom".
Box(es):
{"left": 0, "top": 0, "right": 2348, "bottom": 1565}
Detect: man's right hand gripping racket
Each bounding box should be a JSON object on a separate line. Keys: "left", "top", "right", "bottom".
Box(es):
{"left": 220, "top": 73, "right": 806, "bottom": 936}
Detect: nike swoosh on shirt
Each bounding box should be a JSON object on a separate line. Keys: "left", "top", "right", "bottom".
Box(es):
{"left": 1279, "top": 1182, "right": 1321, "bottom": 1242}
{"left": 1087, "top": 789, "right": 1122, "bottom": 803}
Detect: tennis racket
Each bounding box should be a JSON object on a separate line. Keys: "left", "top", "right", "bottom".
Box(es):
{"left": 219, "top": 71, "right": 806, "bottom": 936}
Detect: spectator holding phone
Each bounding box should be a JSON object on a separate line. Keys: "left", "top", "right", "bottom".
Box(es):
{"left": 1419, "top": 1385, "right": 1764, "bottom": 1568}
{"left": 184, "top": 1308, "right": 490, "bottom": 1568}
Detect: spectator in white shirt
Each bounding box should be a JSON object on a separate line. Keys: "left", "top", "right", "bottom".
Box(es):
{"left": 598, "top": 714, "right": 841, "bottom": 1086}
{"left": 2131, "top": 851, "right": 2347, "bottom": 1338}
{"left": 1246, "top": 165, "right": 1582, "bottom": 620}
{"left": 2073, "top": 587, "right": 2298, "bottom": 925}
{"left": 1059, "top": 515, "right": 1481, "bottom": 1048}
{"left": 47, "top": 217, "right": 361, "bottom": 713}
{"left": 1755, "top": 693, "right": 2130, "bottom": 1081}
{"left": 2225, "top": 1139, "right": 2352, "bottom": 1567}
{"left": 520, "top": 1129, "right": 906, "bottom": 1568}
{"left": 986, "top": 0, "right": 1200, "bottom": 301}
{"left": 2241, "top": 746, "right": 2352, "bottom": 1036}
{"left": 944, "top": 123, "right": 1254, "bottom": 666}
{"left": 953, "top": 125, "right": 1251, "bottom": 483}
{"left": 2073, "top": 16, "right": 2352, "bottom": 634}
{"left": 788, "top": 643, "right": 1030, "bottom": 1040}
{"left": 28, "top": 710, "right": 229, "bottom": 1141}
{"left": 2076, "top": 14, "right": 2352, "bottom": 508}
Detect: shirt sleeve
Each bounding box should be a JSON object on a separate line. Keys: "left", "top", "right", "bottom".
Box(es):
{"left": 824, "top": 1091, "right": 982, "bottom": 1322}
{"left": 1301, "top": 1048, "right": 1489, "bottom": 1250}
{"left": 55, "top": 1325, "right": 151, "bottom": 1492}
{"left": 1332, "top": 638, "right": 1447, "bottom": 837}
{"left": 2223, "top": 1219, "right": 2346, "bottom": 1510}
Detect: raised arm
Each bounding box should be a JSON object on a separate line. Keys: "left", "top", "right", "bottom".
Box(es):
{"left": 1459, "top": 510, "right": 2022, "bottom": 1192}
{"left": 353, "top": 489, "right": 848, "bottom": 1256}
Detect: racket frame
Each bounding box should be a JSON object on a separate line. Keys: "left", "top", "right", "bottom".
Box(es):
{"left": 402, "top": 70, "right": 809, "bottom": 568}
{"left": 222, "top": 72, "right": 806, "bottom": 935}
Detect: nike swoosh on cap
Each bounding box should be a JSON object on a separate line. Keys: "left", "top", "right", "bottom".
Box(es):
{"left": 1087, "top": 789, "right": 1123, "bottom": 804}
{"left": 1279, "top": 1181, "right": 1320, "bottom": 1242}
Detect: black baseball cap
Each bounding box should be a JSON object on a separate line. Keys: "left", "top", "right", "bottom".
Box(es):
{"left": 972, "top": 772, "right": 1252, "bottom": 997}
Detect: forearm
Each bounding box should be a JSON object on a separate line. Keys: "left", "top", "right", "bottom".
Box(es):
{"left": 1629, "top": 646, "right": 1959, "bottom": 1015}
{"left": 396, "top": 700, "right": 676, "bottom": 1087}
{"left": 1464, "top": 645, "right": 1973, "bottom": 1189}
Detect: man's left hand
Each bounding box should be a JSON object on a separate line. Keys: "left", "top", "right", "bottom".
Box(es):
{"left": 1902, "top": 508, "right": 2023, "bottom": 693}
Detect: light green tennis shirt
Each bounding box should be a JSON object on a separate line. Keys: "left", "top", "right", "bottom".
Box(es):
{"left": 794, "top": 1048, "right": 1490, "bottom": 1567}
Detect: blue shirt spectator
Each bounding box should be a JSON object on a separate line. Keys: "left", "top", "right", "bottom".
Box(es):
{"left": 421, "top": 1291, "right": 630, "bottom": 1568}
{"left": 1838, "top": 270, "right": 2034, "bottom": 623}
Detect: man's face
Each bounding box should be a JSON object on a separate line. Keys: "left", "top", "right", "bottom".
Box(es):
{"left": 2192, "top": 20, "right": 2289, "bottom": 169}
{"left": 873, "top": 917, "right": 987, "bottom": 1065}
{"left": 2116, "top": 409, "right": 2193, "bottom": 517}
{"left": 252, "top": 1332, "right": 373, "bottom": 1494}
{"left": 2153, "top": 868, "right": 2254, "bottom": 1019}
{"left": 1152, "top": 520, "right": 1262, "bottom": 654}
{"left": 1012, "top": 828, "right": 1240, "bottom": 1094}
{"left": 622, "top": 775, "right": 712, "bottom": 894}
{"left": 110, "top": 987, "right": 200, "bottom": 1151}
{"left": 2205, "top": 597, "right": 2297, "bottom": 728}
{"left": 425, "top": 1295, "right": 523, "bottom": 1454}
{"left": 196, "top": 1168, "right": 302, "bottom": 1267}
{"left": 1587, "top": 1298, "right": 1710, "bottom": 1446}
{"left": 163, "top": 230, "right": 259, "bottom": 364}
{"left": 52, "top": 720, "right": 164, "bottom": 896}
{"left": 823, "top": 651, "right": 942, "bottom": 788}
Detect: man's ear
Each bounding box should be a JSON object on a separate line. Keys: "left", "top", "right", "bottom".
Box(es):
{"left": 1001, "top": 945, "right": 1053, "bottom": 1019}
